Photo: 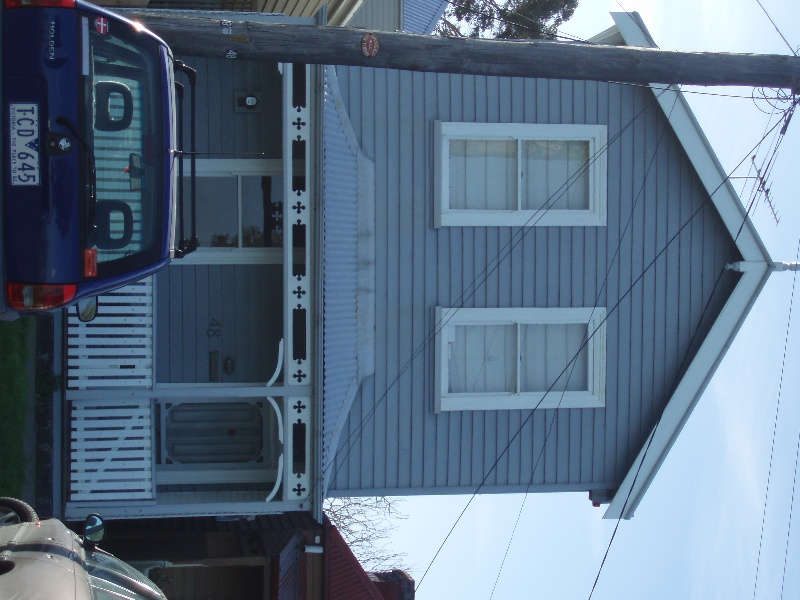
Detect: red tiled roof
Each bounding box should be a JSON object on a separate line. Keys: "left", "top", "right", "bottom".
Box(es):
{"left": 326, "top": 524, "right": 385, "bottom": 600}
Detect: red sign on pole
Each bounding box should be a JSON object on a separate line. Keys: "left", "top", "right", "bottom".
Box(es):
{"left": 361, "top": 33, "right": 380, "bottom": 58}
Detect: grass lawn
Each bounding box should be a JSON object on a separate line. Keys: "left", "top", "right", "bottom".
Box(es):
{"left": 0, "top": 318, "right": 32, "bottom": 497}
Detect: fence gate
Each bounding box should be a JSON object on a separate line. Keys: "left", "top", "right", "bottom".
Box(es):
{"left": 70, "top": 399, "right": 154, "bottom": 501}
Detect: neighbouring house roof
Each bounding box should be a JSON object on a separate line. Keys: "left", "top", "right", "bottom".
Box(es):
{"left": 325, "top": 520, "right": 416, "bottom": 599}
{"left": 403, "top": 0, "right": 447, "bottom": 34}
{"left": 326, "top": 525, "right": 387, "bottom": 600}
{"left": 598, "top": 12, "right": 773, "bottom": 519}
{"left": 345, "top": 0, "right": 446, "bottom": 34}
{"left": 326, "top": 0, "right": 366, "bottom": 26}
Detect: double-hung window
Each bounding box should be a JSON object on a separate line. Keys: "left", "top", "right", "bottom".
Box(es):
{"left": 434, "top": 307, "right": 607, "bottom": 412}
{"left": 434, "top": 122, "right": 607, "bottom": 227}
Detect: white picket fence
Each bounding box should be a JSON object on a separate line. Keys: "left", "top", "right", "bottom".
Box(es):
{"left": 67, "top": 277, "right": 154, "bottom": 390}
{"left": 70, "top": 399, "right": 154, "bottom": 501}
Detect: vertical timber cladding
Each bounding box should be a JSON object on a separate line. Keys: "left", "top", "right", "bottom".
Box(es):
{"left": 283, "top": 63, "right": 312, "bottom": 505}
{"left": 154, "top": 264, "right": 282, "bottom": 384}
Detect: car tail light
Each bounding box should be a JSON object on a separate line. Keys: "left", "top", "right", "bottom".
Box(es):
{"left": 5, "top": 0, "right": 75, "bottom": 7}
{"left": 7, "top": 283, "right": 77, "bottom": 310}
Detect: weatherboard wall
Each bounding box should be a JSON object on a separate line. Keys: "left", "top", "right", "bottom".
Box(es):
{"left": 155, "top": 264, "right": 283, "bottom": 384}
{"left": 174, "top": 56, "right": 283, "bottom": 159}
{"left": 156, "top": 56, "right": 285, "bottom": 386}
{"left": 325, "top": 67, "right": 741, "bottom": 496}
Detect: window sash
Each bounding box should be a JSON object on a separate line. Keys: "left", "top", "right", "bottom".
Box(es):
{"left": 434, "top": 122, "right": 607, "bottom": 227}
{"left": 435, "top": 307, "right": 606, "bottom": 412}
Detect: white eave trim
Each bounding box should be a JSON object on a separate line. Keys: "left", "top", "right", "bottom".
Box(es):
{"left": 604, "top": 12, "right": 774, "bottom": 519}
{"left": 605, "top": 267, "right": 770, "bottom": 519}
{"left": 610, "top": 12, "right": 770, "bottom": 263}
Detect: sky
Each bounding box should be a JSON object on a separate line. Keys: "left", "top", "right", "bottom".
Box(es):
{"left": 381, "top": 1, "right": 800, "bottom": 598}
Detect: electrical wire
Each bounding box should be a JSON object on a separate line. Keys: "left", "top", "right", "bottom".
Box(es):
{"left": 754, "top": 0, "right": 798, "bottom": 56}
{"left": 330, "top": 90, "right": 797, "bottom": 595}
{"left": 430, "top": 93, "right": 792, "bottom": 594}
{"left": 488, "top": 90, "right": 681, "bottom": 599}
{"left": 781, "top": 431, "right": 800, "bottom": 600}
{"left": 753, "top": 237, "right": 800, "bottom": 600}
{"left": 414, "top": 92, "right": 673, "bottom": 590}
{"left": 314, "top": 25, "right": 800, "bottom": 593}
{"left": 321, "top": 87, "right": 668, "bottom": 496}
{"left": 587, "top": 105, "right": 799, "bottom": 599}
{"left": 424, "top": 95, "right": 791, "bottom": 594}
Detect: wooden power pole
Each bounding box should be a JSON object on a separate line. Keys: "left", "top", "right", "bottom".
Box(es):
{"left": 123, "top": 10, "right": 800, "bottom": 91}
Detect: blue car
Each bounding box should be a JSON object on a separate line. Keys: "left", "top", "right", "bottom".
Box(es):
{"left": 2, "top": 0, "right": 193, "bottom": 318}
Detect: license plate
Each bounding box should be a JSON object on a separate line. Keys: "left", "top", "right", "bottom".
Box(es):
{"left": 9, "top": 103, "right": 40, "bottom": 186}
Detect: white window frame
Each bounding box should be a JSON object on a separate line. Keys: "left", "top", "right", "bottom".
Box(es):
{"left": 434, "top": 122, "right": 607, "bottom": 227}
{"left": 434, "top": 307, "right": 607, "bottom": 412}
{"left": 176, "top": 159, "right": 291, "bottom": 265}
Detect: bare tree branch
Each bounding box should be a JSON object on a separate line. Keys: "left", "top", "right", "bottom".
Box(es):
{"left": 324, "top": 496, "right": 409, "bottom": 572}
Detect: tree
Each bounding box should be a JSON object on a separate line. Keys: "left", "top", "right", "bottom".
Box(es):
{"left": 324, "top": 496, "right": 408, "bottom": 571}
{"left": 435, "top": 0, "right": 578, "bottom": 39}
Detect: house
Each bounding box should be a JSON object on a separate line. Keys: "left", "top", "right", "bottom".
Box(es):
{"left": 320, "top": 13, "right": 772, "bottom": 521}
{"left": 59, "top": 9, "right": 771, "bottom": 524}
{"left": 87, "top": 513, "right": 415, "bottom": 599}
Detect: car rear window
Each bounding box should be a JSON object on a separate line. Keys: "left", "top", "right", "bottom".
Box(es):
{"left": 81, "top": 13, "right": 167, "bottom": 279}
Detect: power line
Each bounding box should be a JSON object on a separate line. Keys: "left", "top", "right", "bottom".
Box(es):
{"left": 754, "top": 0, "right": 798, "bottom": 56}
{"left": 322, "top": 85, "right": 669, "bottom": 497}
{"left": 488, "top": 90, "right": 682, "bottom": 599}
{"left": 587, "top": 103, "right": 798, "bottom": 599}
{"left": 781, "top": 431, "right": 800, "bottom": 599}
{"left": 424, "top": 95, "right": 785, "bottom": 594}
{"left": 753, "top": 237, "right": 800, "bottom": 600}
{"left": 414, "top": 92, "right": 676, "bottom": 591}
{"left": 332, "top": 91, "right": 796, "bottom": 594}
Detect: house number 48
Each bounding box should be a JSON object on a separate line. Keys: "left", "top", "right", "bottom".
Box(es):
{"left": 207, "top": 318, "right": 222, "bottom": 337}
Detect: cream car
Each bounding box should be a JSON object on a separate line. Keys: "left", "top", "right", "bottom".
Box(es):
{"left": 0, "top": 497, "right": 166, "bottom": 600}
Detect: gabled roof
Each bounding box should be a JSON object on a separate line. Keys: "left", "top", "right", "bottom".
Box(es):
{"left": 598, "top": 12, "right": 773, "bottom": 519}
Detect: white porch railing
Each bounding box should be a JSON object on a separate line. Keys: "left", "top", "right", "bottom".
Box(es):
{"left": 67, "top": 277, "right": 154, "bottom": 390}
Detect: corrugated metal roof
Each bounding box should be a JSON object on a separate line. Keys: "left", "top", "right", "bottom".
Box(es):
{"left": 321, "top": 65, "right": 376, "bottom": 493}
